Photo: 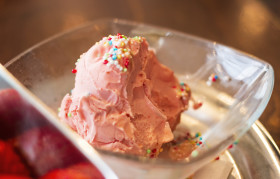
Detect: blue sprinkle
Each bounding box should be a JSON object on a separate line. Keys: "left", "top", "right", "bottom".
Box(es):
{"left": 199, "top": 137, "right": 202, "bottom": 141}
{"left": 109, "top": 41, "right": 112, "bottom": 46}
{"left": 180, "top": 82, "right": 185, "bottom": 86}
{"left": 214, "top": 75, "right": 218, "bottom": 79}
{"left": 112, "top": 55, "right": 117, "bottom": 60}
{"left": 113, "top": 48, "right": 117, "bottom": 51}
{"left": 196, "top": 143, "right": 200, "bottom": 146}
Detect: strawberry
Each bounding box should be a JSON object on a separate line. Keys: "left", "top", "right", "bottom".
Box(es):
{"left": 0, "top": 175, "right": 32, "bottom": 179}
{"left": 16, "top": 127, "right": 88, "bottom": 176}
{"left": 40, "top": 163, "right": 104, "bottom": 179}
{"left": 0, "top": 89, "right": 47, "bottom": 139}
{"left": 0, "top": 140, "right": 30, "bottom": 176}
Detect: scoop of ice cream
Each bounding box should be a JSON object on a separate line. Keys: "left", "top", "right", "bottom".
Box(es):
{"left": 59, "top": 34, "right": 191, "bottom": 156}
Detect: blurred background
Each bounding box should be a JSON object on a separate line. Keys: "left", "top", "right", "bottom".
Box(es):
{"left": 0, "top": 0, "right": 279, "bottom": 147}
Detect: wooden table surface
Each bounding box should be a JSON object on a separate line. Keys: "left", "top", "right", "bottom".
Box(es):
{"left": 0, "top": 0, "right": 280, "bottom": 147}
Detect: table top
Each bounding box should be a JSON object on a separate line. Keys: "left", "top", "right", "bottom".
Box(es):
{"left": 0, "top": 0, "right": 280, "bottom": 148}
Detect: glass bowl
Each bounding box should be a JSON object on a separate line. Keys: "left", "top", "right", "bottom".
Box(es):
{"left": 4, "top": 18, "right": 274, "bottom": 178}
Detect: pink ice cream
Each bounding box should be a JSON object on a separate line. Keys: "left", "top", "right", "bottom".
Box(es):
{"left": 59, "top": 34, "right": 191, "bottom": 156}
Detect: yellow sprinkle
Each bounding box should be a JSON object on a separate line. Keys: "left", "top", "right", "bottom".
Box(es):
{"left": 120, "top": 42, "right": 125, "bottom": 47}
{"left": 103, "top": 42, "right": 109, "bottom": 47}
{"left": 159, "top": 148, "right": 163, "bottom": 153}
{"left": 117, "top": 54, "right": 122, "bottom": 59}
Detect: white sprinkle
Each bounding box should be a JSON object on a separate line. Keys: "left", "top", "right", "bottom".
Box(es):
{"left": 206, "top": 80, "right": 212, "bottom": 86}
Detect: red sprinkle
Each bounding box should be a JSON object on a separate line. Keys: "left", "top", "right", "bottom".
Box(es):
{"left": 215, "top": 157, "right": 220, "bottom": 160}
{"left": 72, "top": 69, "right": 77, "bottom": 73}
{"left": 212, "top": 78, "right": 216, "bottom": 82}
{"left": 228, "top": 144, "right": 233, "bottom": 149}
{"left": 181, "top": 88, "right": 184, "bottom": 91}
{"left": 150, "top": 154, "right": 155, "bottom": 158}
{"left": 199, "top": 141, "right": 202, "bottom": 145}
{"left": 110, "top": 54, "right": 113, "bottom": 57}
{"left": 108, "top": 37, "right": 112, "bottom": 40}
{"left": 193, "top": 102, "right": 203, "bottom": 110}
{"left": 152, "top": 149, "right": 157, "bottom": 153}
{"left": 117, "top": 33, "right": 121, "bottom": 36}
{"left": 103, "top": 60, "right": 108, "bottom": 64}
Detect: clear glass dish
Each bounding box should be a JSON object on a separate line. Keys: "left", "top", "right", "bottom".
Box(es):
{"left": 4, "top": 18, "right": 274, "bottom": 178}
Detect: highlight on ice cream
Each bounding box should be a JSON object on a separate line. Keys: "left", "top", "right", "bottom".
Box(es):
{"left": 59, "top": 34, "right": 200, "bottom": 158}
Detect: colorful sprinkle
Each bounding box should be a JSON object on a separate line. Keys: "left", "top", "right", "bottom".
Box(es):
{"left": 191, "top": 150, "right": 198, "bottom": 157}
{"left": 207, "top": 73, "right": 219, "bottom": 85}
{"left": 195, "top": 132, "right": 201, "bottom": 138}
{"left": 228, "top": 144, "right": 233, "bottom": 149}
{"left": 147, "top": 149, "right": 151, "bottom": 154}
{"left": 58, "top": 107, "right": 61, "bottom": 112}
{"left": 67, "top": 112, "right": 72, "bottom": 117}
{"left": 233, "top": 140, "right": 239, "bottom": 145}
{"left": 100, "top": 34, "right": 137, "bottom": 72}
{"left": 215, "top": 156, "right": 220, "bottom": 160}
{"left": 72, "top": 69, "right": 77, "bottom": 73}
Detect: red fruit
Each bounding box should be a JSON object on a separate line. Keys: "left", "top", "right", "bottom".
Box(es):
{"left": 0, "top": 140, "right": 30, "bottom": 176}
{"left": 40, "top": 163, "right": 104, "bottom": 179}
{"left": 16, "top": 127, "right": 89, "bottom": 176}
{"left": 0, "top": 89, "right": 47, "bottom": 139}
{"left": 0, "top": 175, "right": 32, "bottom": 179}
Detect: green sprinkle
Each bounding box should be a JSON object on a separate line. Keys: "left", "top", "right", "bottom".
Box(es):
{"left": 180, "top": 82, "right": 185, "bottom": 86}
{"left": 68, "top": 112, "right": 72, "bottom": 117}
{"left": 147, "top": 149, "right": 151, "bottom": 154}
{"left": 233, "top": 140, "right": 239, "bottom": 145}
{"left": 123, "top": 68, "right": 127, "bottom": 72}
{"left": 58, "top": 107, "right": 61, "bottom": 112}
{"left": 195, "top": 132, "right": 201, "bottom": 138}
{"left": 191, "top": 150, "right": 198, "bottom": 157}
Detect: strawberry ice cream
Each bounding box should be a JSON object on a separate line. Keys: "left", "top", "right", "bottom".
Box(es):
{"left": 59, "top": 34, "right": 192, "bottom": 157}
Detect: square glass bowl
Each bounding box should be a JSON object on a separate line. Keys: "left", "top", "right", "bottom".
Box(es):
{"left": 4, "top": 19, "right": 274, "bottom": 178}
